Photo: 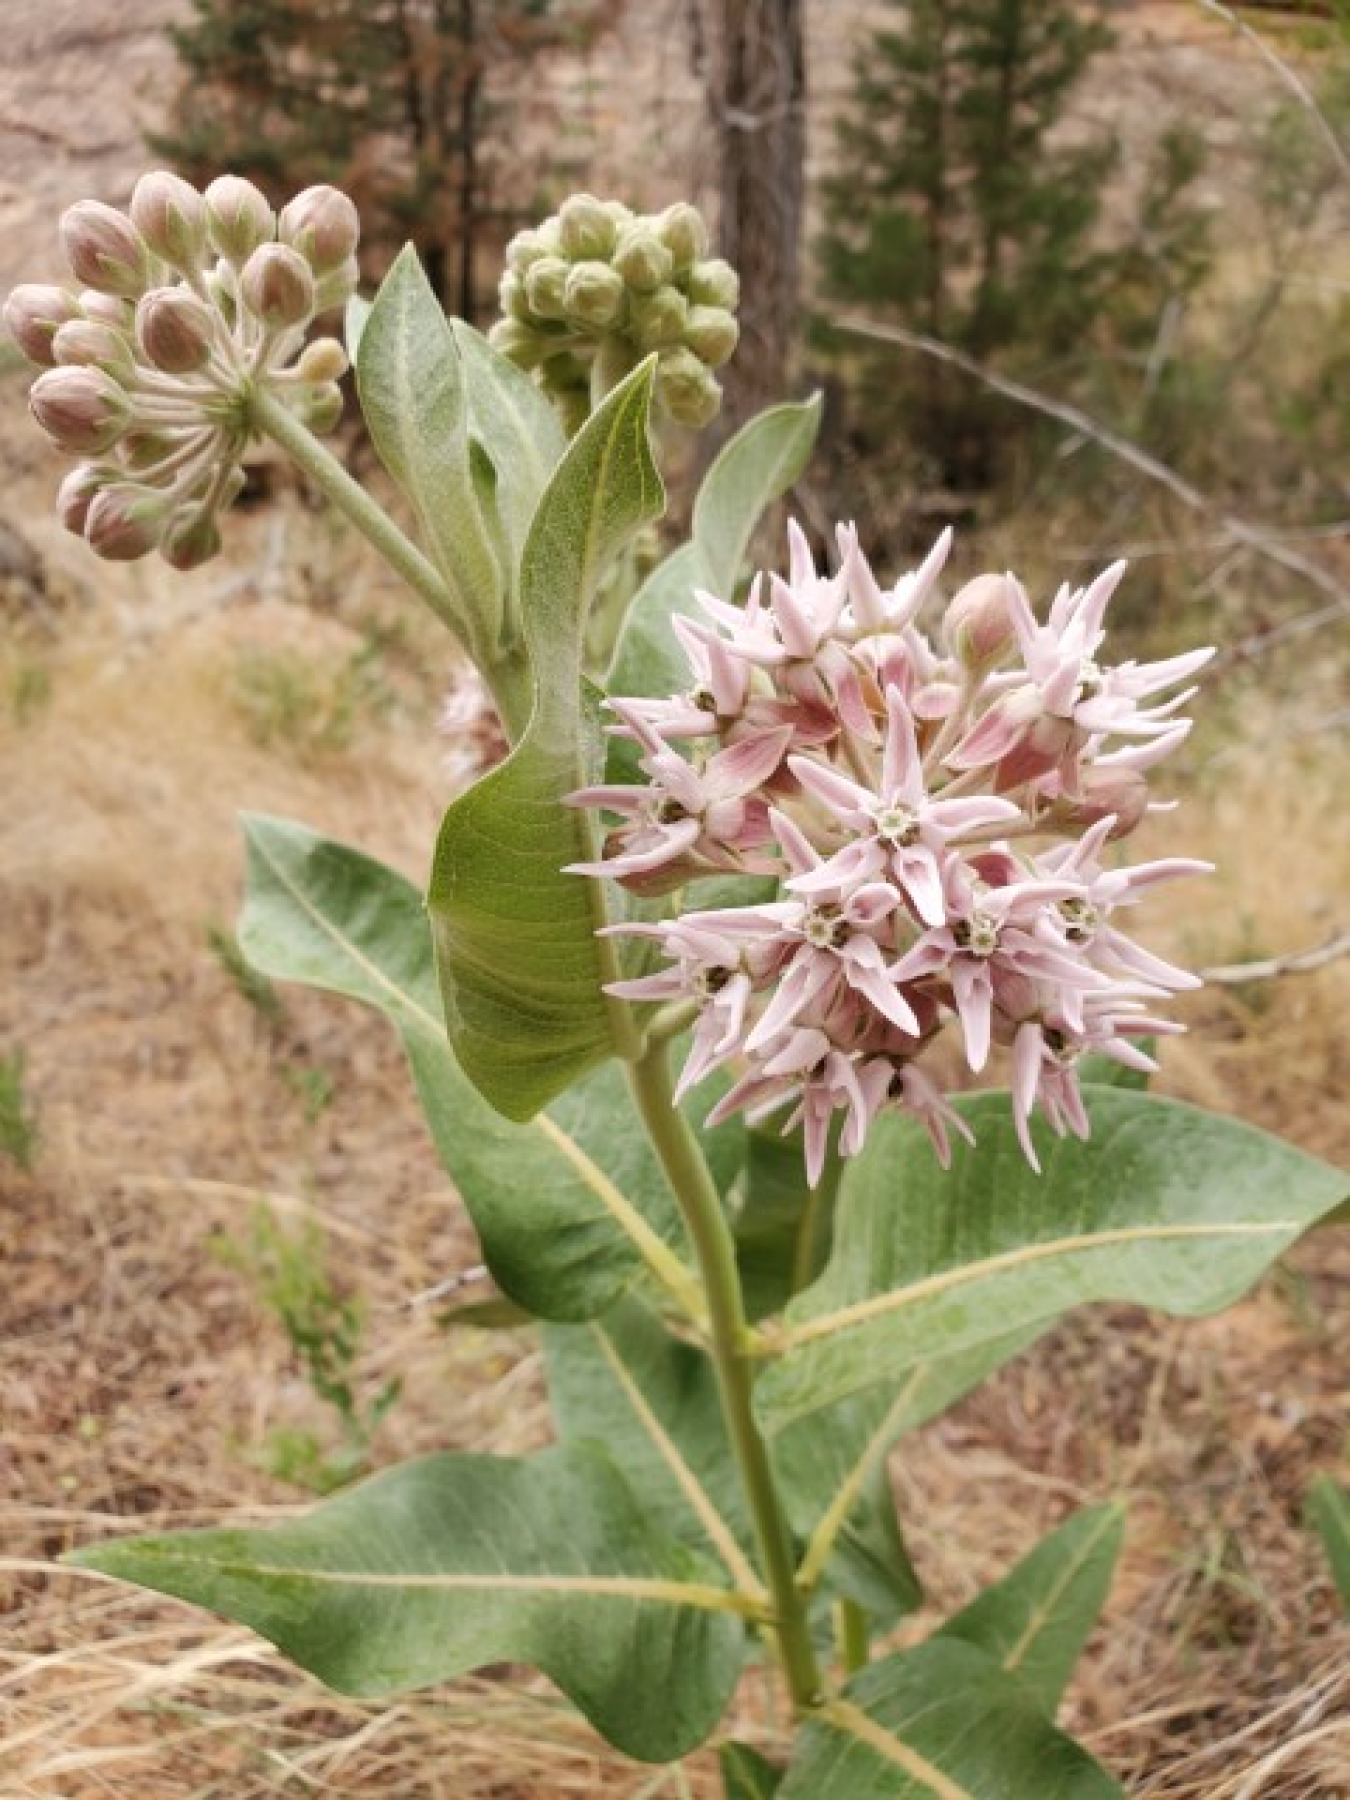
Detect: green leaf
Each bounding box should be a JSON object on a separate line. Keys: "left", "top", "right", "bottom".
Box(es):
{"left": 344, "top": 293, "right": 370, "bottom": 359}
{"left": 238, "top": 814, "right": 694, "bottom": 1322}
{"left": 733, "top": 1124, "right": 841, "bottom": 1321}
{"left": 606, "top": 395, "right": 823, "bottom": 704}
{"left": 937, "top": 1504, "right": 1125, "bottom": 1713}
{"left": 356, "top": 245, "right": 502, "bottom": 656}
{"left": 71, "top": 1446, "right": 746, "bottom": 1763}
{"left": 721, "top": 1740, "right": 785, "bottom": 1798}
{"left": 778, "top": 1639, "right": 1123, "bottom": 1798}
{"left": 758, "top": 1090, "right": 1348, "bottom": 1436}
{"left": 545, "top": 1297, "right": 753, "bottom": 1586}
{"left": 428, "top": 359, "right": 664, "bottom": 1120}
{"left": 1307, "top": 1475, "right": 1350, "bottom": 1613}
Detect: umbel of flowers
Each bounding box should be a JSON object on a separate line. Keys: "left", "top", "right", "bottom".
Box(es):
{"left": 573, "top": 525, "right": 1214, "bottom": 1182}
{"left": 3, "top": 172, "right": 358, "bottom": 569}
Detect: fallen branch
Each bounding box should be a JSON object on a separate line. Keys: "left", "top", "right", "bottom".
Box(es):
{"left": 1200, "top": 929, "right": 1350, "bottom": 985}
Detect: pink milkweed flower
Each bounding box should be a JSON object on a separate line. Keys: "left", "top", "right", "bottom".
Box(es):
{"left": 706, "top": 1030, "right": 894, "bottom": 1187}
{"left": 891, "top": 1061, "right": 976, "bottom": 1169}
{"left": 785, "top": 686, "right": 1022, "bottom": 927}
{"left": 835, "top": 522, "right": 953, "bottom": 638}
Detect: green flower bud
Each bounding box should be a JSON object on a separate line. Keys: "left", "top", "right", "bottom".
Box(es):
{"left": 563, "top": 259, "right": 626, "bottom": 330}
{"left": 204, "top": 175, "right": 275, "bottom": 262}
{"left": 50, "top": 317, "right": 135, "bottom": 379}
{"left": 612, "top": 226, "right": 672, "bottom": 295}
{"left": 60, "top": 201, "right": 151, "bottom": 298}
{"left": 240, "top": 243, "right": 315, "bottom": 330}
{"left": 682, "top": 303, "right": 739, "bottom": 368}
{"left": 654, "top": 344, "right": 722, "bottom": 429}
{"left": 686, "top": 257, "right": 740, "bottom": 310}
{"left": 313, "top": 254, "right": 360, "bottom": 312}
{"left": 629, "top": 284, "right": 689, "bottom": 350}
{"left": 295, "top": 380, "right": 344, "bottom": 434}
{"left": 295, "top": 335, "right": 349, "bottom": 383}
{"left": 135, "top": 289, "right": 216, "bottom": 374}
{"left": 654, "top": 202, "right": 708, "bottom": 274}
{"left": 557, "top": 193, "right": 618, "bottom": 261}
{"left": 161, "top": 507, "right": 223, "bottom": 572}
{"left": 55, "top": 462, "right": 103, "bottom": 534}
{"left": 505, "top": 228, "right": 553, "bottom": 275}
{"left": 498, "top": 269, "right": 535, "bottom": 324}
{"left": 487, "top": 315, "right": 549, "bottom": 369}
{"left": 524, "top": 256, "right": 570, "bottom": 321}
{"left": 4, "top": 283, "right": 80, "bottom": 367}
{"left": 84, "top": 483, "right": 170, "bottom": 561}
{"left": 29, "top": 365, "right": 132, "bottom": 455}
{"left": 602, "top": 200, "right": 635, "bottom": 231}
{"left": 130, "top": 171, "right": 208, "bottom": 271}
{"left": 278, "top": 185, "right": 361, "bottom": 274}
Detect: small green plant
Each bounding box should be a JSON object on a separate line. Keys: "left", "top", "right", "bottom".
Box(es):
{"left": 0, "top": 1048, "right": 41, "bottom": 1171}
{"left": 230, "top": 637, "right": 392, "bottom": 760}
{"left": 281, "top": 1061, "right": 336, "bottom": 1124}
{"left": 213, "top": 1205, "right": 399, "bottom": 1494}
{"left": 10, "top": 657, "right": 52, "bottom": 724}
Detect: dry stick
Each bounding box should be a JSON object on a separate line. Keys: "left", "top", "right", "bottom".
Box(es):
{"left": 1196, "top": 0, "right": 1350, "bottom": 185}
{"left": 1199, "top": 928, "right": 1350, "bottom": 986}
{"left": 830, "top": 313, "right": 1350, "bottom": 661}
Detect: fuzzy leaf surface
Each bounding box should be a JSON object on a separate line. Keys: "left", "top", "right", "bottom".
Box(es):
{"left": 428, "top": 360, "right": 664, "bottom": 1119}
{"left": 238, "top": 814, "right": 685, "bottom": 1320}
{"left": 71, "top": 1446, "right": 745, "bottom": 1763}
{"left": 758, "top": 1090, "right": 1348, "bottom": 1433}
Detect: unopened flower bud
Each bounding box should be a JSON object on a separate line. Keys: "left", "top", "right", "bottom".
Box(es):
{"left": 524, "top": 256, "right": 570, "bottom": 321}
{"left": 50, "top": 317, "right": 135, "bottom": 378}
{"left": 1047, "top": 765, "right": 1151, "bottom": 839}
{"left": 29, "top": 366, "right": 132, "bottom": 455}
{"left": 563, "top": 259, "right": 626, "bottom": 330}
{"left": 505, "top": 228, "right": 553, "bottom": 275}
{"left": 682, "top": 303, "right": 738, "bottom": 367}
{"left": 204, "top": 175, "right": 275, "bottom": 262}
{"left": 78, "top": 290, "right": 134, "bottom": 328}
{"left": 240, "top": 243, "right": 315, "bottom": 330}
{"left": 944, "top": 573, "right": 1018, "bottom": 668}
{"left": 498, "top": 270, "right": 534, "bottom": 324}
{"left": 557, "top": 193, "right": 618, "bottom": 261}
{"left": 630, "top": 285, "right": 688, "bottom": 350}
{"left": 313, "top": 255, "right": 360, "bottom": 312}
{"left": 654, "top": 202, "right": 707, "bottom": 273}
{"left": 295, "top": 336, "right": 349, "bottom": 383}
{"left": 612, "top": 226, "right": 673, "bottom": 294}
{"left": 654, "top": 344, "right": 722, "bottom": 428}
{"left": 84, "top": 483, "right": 170, "bottom": 561}
{"left": 136, "top": 288, "right": 215, "bottom": 373}
{"left": 488, "top": 315, "right": 548, "bottom": 368}
{"left": 55, "top": 463, "right": 103, "bottom": 534}
{"left": 161, "top": 507, "right": 223, "bottom": 571}
{"left": 295, "top": 380, "right": 344, "bottom": 433}
{"left": 278, "top": 185, "right": 361, "bottom": 273}
{"left": 4, "top": 283, "right": 80, "bottom": 366}
{"left": 130, "top": 170, "right": 208, "bottom": 270}
{"left": 686, "top": 257, "right": 740, "bottom": 310}
{"left": 60, "top": 200, "right": 151, "bottom": 298}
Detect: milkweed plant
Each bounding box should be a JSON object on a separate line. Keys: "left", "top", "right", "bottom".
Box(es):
{"left": 9, "top": 173, "right": 1348, "bottom": 1796}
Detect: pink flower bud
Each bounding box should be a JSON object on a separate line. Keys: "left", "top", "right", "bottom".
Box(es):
{"left": 130, "top": 170, "right": 208, "bottom": 270}
{"left": 278, "top": 185, "right": 360, "bottom": 273}
{"left": 59, "top": 200, "right": 151, "bottom": 298}
{"left": 29, "top": 365, "right": 132, "bottom": 455}
{"left": 944, "top": 573, "right": 1018, "bottom": 668}
{"left": 204, "top": 175, "right": 275, "bottom": 262}
{"left": 294, "top": 335, "right": 349, "bottom": 383}
{"left": 83, "top": 484, "right": 170, "bottom": 560}
{"left": 4, "top": 283, "right": 80, "bottom": 366}
{"left": 78, "top": 290, "right": 134, "bottom": 328}
{"left": 56, "top": 463, "right": 103, "bottom": 534}
{"left": 239, "top": 243, "right": 315, "bottom": 329}
{"left": 161, "top": 508, "right": 223, "bottom": 571}
{"left": 136, "top": 288, "right": 215, "bottom": 373}
{"left": 1044, "top": 765, "right": 1150, "bottom": 839}
{"left": 50, "top": 317, "right": 134, "bottom": 377}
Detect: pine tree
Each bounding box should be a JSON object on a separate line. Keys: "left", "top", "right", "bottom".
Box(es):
{"left": 818, "top": 0, "right": 1204, "bottom": 492}
{"left": 149, "top": 0, "right": 604, "bottom": 319}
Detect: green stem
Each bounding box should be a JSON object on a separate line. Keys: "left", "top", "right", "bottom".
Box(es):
{"left": 834, "top": 1598, "right": 870, "bottom": 1676}
{"left": 627, "top": 1040, "right": 822, "bottom": 1713}
{"left": 247, "top": 388, "right": 533, "bottom": 741}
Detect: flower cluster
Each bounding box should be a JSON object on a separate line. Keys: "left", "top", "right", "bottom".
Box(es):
{"left": 572, "top": 525, "right": 1213, "bottom": 1182}
{"left": 490, "top": 195, "right": 738, "bottom": 433}
{"left": 4, "top": 172, "right": 359, "bottom": 569}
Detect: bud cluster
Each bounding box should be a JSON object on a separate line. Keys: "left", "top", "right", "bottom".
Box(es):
{"left": 5, "top": 172, "right": 360, "bottom": 567}
{"left": 490, "top": 195, "right": 739, "bottom": 433}
{"left": 572, "top": 525, "right": 1214, "bottom": 1183}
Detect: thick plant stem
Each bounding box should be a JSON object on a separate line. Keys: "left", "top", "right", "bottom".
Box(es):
{"left": 627, "top": 1041, "right": 822, "bottom": 1712}
{"left": 247, "top": 389, "right": 533, "bottom": 740}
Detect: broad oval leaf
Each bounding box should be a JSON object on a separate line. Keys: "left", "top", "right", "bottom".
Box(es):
{"left": 238, "top": 814, "right": 692, "bottom": 1321}
{"left": 937, "top": 1504, "right": 1125, "bottom": 1713}
{"left": 778, "top": 1639, "right": 1122, "bottom": 1798}
{"left": 356, "top": 246, "right": 502, "bottom": 657}
{"left": 758, "top": 1090, "right": 1348, "bottom": 1434}
{"left": 71, "top": 1445, "right": 747, "bottom": 1763}
{"left": 429, "top": 359, "right": 664, "bottom": 1120}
